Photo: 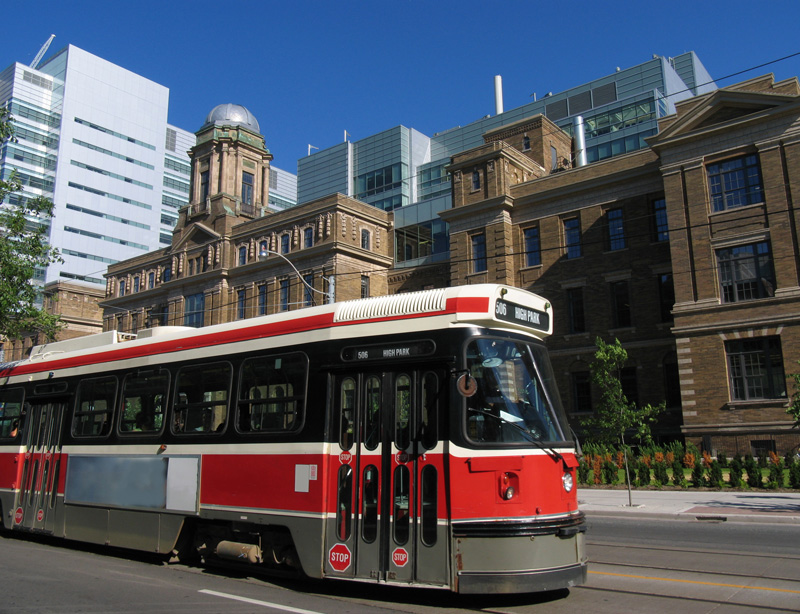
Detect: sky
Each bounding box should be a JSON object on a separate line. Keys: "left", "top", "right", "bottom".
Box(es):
{"left": 4, "top": 1, "right": 800, "bottom": 173}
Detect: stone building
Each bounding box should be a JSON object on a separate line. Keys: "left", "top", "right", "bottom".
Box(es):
{"left": 101, "top": 105, "right": 392, "bottom": 334}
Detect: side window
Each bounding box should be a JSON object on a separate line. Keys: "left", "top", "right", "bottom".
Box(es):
{"left": 237, "top": 353, "right": 308, "bottom": 433}
{"left": 420, "top": 372, "right": 438, "bottom": 450}
{"left": 73, "top": 376, "right": 117, "bottom": 437}
{"left": 0, "top": 388, "right": 24, "bottom": 439}
{"left": 119, "top": 370, "right": 169, "bottom": 435}
{"left": 339, "top": 377, "right": 355, "bottom": 450}
{"left": 173, "top": 362, "right": 232, "bottom": 434}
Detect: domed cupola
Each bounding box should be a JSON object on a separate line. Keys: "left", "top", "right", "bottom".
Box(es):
{"left": 201, "top": 103, "right": 260, "bottom": 134}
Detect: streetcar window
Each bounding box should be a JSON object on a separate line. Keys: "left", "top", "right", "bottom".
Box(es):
{"left": 464, "top": 338, "right": 564, "bottom": 445}
{"left": 173, "top": 362, "right": 232, "bottom": 434}
{"left": 363, "top": 376, "right": 381, "bottom": 451}
{"left": 237, "top": 353, "right": 307, "bottom": 433}
{"left": 361, "top": 464, "right": 379, "bottom": 543}
{"left": 0, "top": 387, "right": 24, "bottom": 439}
{"left": 393, "top": 465, "right": 410, "bottom": 545}
{"left": 119, "top": 370, "right": 169, "bottom": 435}
{"left": 339, "top": 378, "right": 355, "bottom": 450}
{"left": 336, "top": 464, "right": 353, "bottom": 541}
{"left": 394, "top": 374, "right": 411, "bottom": 451}
{"left": 73, "top": 377, "right": 117, "bottom": 437}
{"left": 420, "top": 465, "right": 438, "bottom": 546}
{"left": 420, "top": 372, "right": 438, "bottom": 450}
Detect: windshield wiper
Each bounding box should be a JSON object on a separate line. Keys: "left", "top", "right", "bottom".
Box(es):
{"left": 467, "top": 407, "right": 570, "bottom": 471}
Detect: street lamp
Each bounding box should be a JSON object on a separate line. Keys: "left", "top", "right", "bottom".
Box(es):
{"left": 258, "top": 248, "right": 334, "bottom": 305}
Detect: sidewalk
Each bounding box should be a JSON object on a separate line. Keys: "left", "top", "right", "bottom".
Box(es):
{"left": 578, "top": 487, "right": 800, "bottom": 523}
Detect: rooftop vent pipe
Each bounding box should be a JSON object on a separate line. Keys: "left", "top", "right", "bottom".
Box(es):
{"left": 494, "top": 75, "right": 504, "bottom": 115}
{"left": 573, "top": 115, "right": 587, "bottom": 168}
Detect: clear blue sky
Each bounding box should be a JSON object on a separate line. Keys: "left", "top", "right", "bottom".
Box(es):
{"left": 4, "top": 1, "right": 800, "bottom": 172}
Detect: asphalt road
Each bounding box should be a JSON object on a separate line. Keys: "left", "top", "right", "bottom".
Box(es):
{"left": 2, "top": 516, "right": 799, "bottom": 613}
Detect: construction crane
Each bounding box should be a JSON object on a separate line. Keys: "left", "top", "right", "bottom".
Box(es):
{"left": 30, "top": 34, "right": 55, "bottom": 69}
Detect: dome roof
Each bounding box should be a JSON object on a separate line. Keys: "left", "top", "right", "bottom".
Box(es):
{"left": 202, "top": 103, "right": 260, "bottom": 133}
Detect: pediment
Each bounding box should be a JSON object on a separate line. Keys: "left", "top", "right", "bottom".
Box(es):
{"left": 651, "top": 75, "right": 799, "bottom": 144}
{"left": 172, "top": 223, "right": 221, "bottom": 251}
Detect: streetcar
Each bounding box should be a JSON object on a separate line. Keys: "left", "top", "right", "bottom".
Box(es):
{"left": 0, "top": 284, "right": 587, "bottom": 593}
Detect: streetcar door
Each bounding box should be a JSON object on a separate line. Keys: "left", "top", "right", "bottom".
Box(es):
{"left": 327, "top": 368, "right": 448, "bottom": 587}
{"left": 18, "top": 401, "right": 67, "bottom": 532}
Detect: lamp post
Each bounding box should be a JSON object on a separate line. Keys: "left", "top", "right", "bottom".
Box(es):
{"left": 258, "top": 248, "right": 334, "bottom": 305}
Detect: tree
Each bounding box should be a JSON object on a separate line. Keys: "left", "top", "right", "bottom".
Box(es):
{"left": 787, "top": 361, "right": 800, "bottom": 428}
{"left": 580, "top": 337, "right": 665, "bottom": 446}
{"left": 0, "top": 106, "right": 62, "bottom": 341}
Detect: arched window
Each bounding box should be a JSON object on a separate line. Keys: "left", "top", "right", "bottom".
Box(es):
{"left": 238, "top": 246, "right": 247, "bottom": 265}
{"left": 304, "top": 227, "right": 314, "bottom": 248}
{"left": 281, "top": 234, "right": 290, "bottom": 254}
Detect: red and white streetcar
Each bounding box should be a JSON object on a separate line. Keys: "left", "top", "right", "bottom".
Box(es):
{"left": 0, "top": 284, "right": 586, "bottom": 593}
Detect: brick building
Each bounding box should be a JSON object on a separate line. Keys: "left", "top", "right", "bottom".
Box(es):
{"left": 101, "top": 105, "right": 391, "bottom": 334}
{"left": 101, "top": 78, "right": 800, "bottom": 456}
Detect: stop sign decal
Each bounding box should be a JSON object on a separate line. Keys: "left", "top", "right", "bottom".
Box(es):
{"left": 14, "top": 507, "right": 23, "bottom": 525}
{"left": 328, "top": 543, "right": 351, "bottom": 572}
{"left": 392, "top": 547, "right": 409, "bottom": 567}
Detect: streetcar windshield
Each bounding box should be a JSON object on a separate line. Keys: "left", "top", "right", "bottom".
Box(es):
{"left": 463, "top": 338, "right": 568, "bottom": 444}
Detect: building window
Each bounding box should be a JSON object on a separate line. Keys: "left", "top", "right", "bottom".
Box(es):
{"left": 119, "top": 280, "right": 126, "bottom": 297}
{"left": 184, "top": 293, "right": 205, "bottom": 328}
{"left": 571, "top": 371, "right": 592, "bottom": 414}
{"left": 564, "top": 217, "right": 581, "bottom": 259}
{"left": 148, "top": 272, "right": 155, "bottom": 289}
{"left": 281, "top": 234, "right": 290, "bottom": 254}
{"left": 242, "top": 171, "right": 254, "bottom": 205}
{"left": 567, "top": 287, "right": 585, "bottom": 333}
{"left": 550, "top": 146, "right": 558, "bottom": 170}
{"left": 471, "top": 233, "right": 487, "bottom": 273}
{"left": 663, "top": 354, "right": 681, "bottom": 408}
{"left": 606, "top": 208, "right": 626, "bottom": 251}
{"left": 200, "top": 170, "right": 209, "bottom": 201}
{"left": 258, "top": 285, "right": 267, "bottom": 315}
{"left": 361, "top": 229, "right": 371, "bottom": 250}
{"left": 471, "top": 170, "right": 480, "bottom": 191}
{"left": 130, "top": 313, "right": 139, "bottom": 334}
{"left": 708, "top": 154, "right": 763, "bottom": 212}
{"left": 239, "top": 246, "right": 247, "bottom": 266}
{"left": 621, "top": 366, "right": 639, "bottom": 406}
{"left": 652, "top": 198, "right": 668, "bottom": 242}
{"left": 611, "top": 280, "right": 631, "bottom": 328}
{"left": 524, "top": 227, "right": 541, "bottom": 267}
{"left": 237, "top": 289, "right": 246, "bottom": 320}
{"left": 304, "top": 227, "right": 314, "bottom": 248}
{"left": 522, "top": 135, "right": 530, "bottom": 151}
{"left": 279, "top": 279, "right": 289, "bottom": 311}
{"left": 133, "top": 277, "right": 140, "bottom": 293}
{"left": 163, "top": 267, "right": 171, "bottom": 283}
{"left": 726, "top": 336, "right": 786, "bottom": 401}
{"left": 303, "top": 274, "right": 314, "bottom": 307}
{"left": 361, "top": 275, "right": 370, "bottom": 299}
{"left": 717, "top": 241, "right": 775, "bottom": 303}
{"left": 658, "top": 273, "right": 675, "bottom": 322}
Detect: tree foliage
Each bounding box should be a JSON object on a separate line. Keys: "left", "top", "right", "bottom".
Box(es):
{"left": 787, "top": 361, "right": 800, "bottom": 428}
{"left": 0, "top": 106, "right": 62, "bottom": 341}
{"left": 580, "top": 337, "right": 665, "bottom": 446}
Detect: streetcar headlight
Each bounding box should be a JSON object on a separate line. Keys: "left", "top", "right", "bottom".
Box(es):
{"left": 562, "top": 472, "right": 574, "bottom": 493}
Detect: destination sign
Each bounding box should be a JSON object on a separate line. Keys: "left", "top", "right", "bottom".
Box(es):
{"left": 342, "top": 339, "right": 436, "bottom": 362}
{"left": 494, "top": 299, "right": 550, "bottom": 332}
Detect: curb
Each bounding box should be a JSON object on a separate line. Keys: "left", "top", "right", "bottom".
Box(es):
{"left": 582, "top": 509, "right": 800, "bottom": 524}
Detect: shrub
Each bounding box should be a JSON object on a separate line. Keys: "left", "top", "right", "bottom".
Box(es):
{"left": 745, "top": 456, "right": 762, "bottom": 488}
{"left": 672, "top": 458, "right": 686, "bottom": 487}
{"left": 592, "top": 455, "right": 603, "bottom": 485}
{"left": 789, "top": 460, "right": 800, "bottom": 489}
{"left": 653, "top": 461, "right": 669, "bottom": 486}
{"left": 717, "top": 451, "right": 728, "bottom": 468}
{"left": 665, "top": 451, "right": 675, "bottom": 465}
{"left": 637, "top": 460, "right": 651, "bottom": 487}
{"left": 729, "top": 457, "right": 744, "bottom": 488}
{"left": 577, "top": 456, "right": 591, "bottom": 484}
{"left": 683, "top": 452, "right": 696, "bottom": 469}
{"left": 767, "top": 453, "right": 784, "bottom": 489}
{"left": 602, "top": 459, "right": 619, "bottom": 485}
{"left": 702, "top": 451, "right": 713, "bottom": 468}
{"left": 708, "top": 460, "right": 723, "bottom": 489}
{"left": 691, "top": 460, "right": 705, "bottom": 488}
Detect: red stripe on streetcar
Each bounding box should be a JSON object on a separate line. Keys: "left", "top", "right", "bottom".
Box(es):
{"left": 1, "top": 296, "right": 492, "bottom": 378}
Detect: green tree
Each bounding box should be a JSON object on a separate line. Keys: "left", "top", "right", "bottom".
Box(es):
{"left": 787, "top": 361, "right": 800, "bottom": 428}
{"left": 580, "top": 337, "right": 665, "bottom": 446}
{"left": 0, "top": 106, "right": 62, "bottom": 341}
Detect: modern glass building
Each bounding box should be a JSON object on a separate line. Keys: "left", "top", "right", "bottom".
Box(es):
{"left": 0, "top": 44, "right": 297, "bottom": 291}
{"left": 296, "top": 52, "right": 716, "bottom": 269}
